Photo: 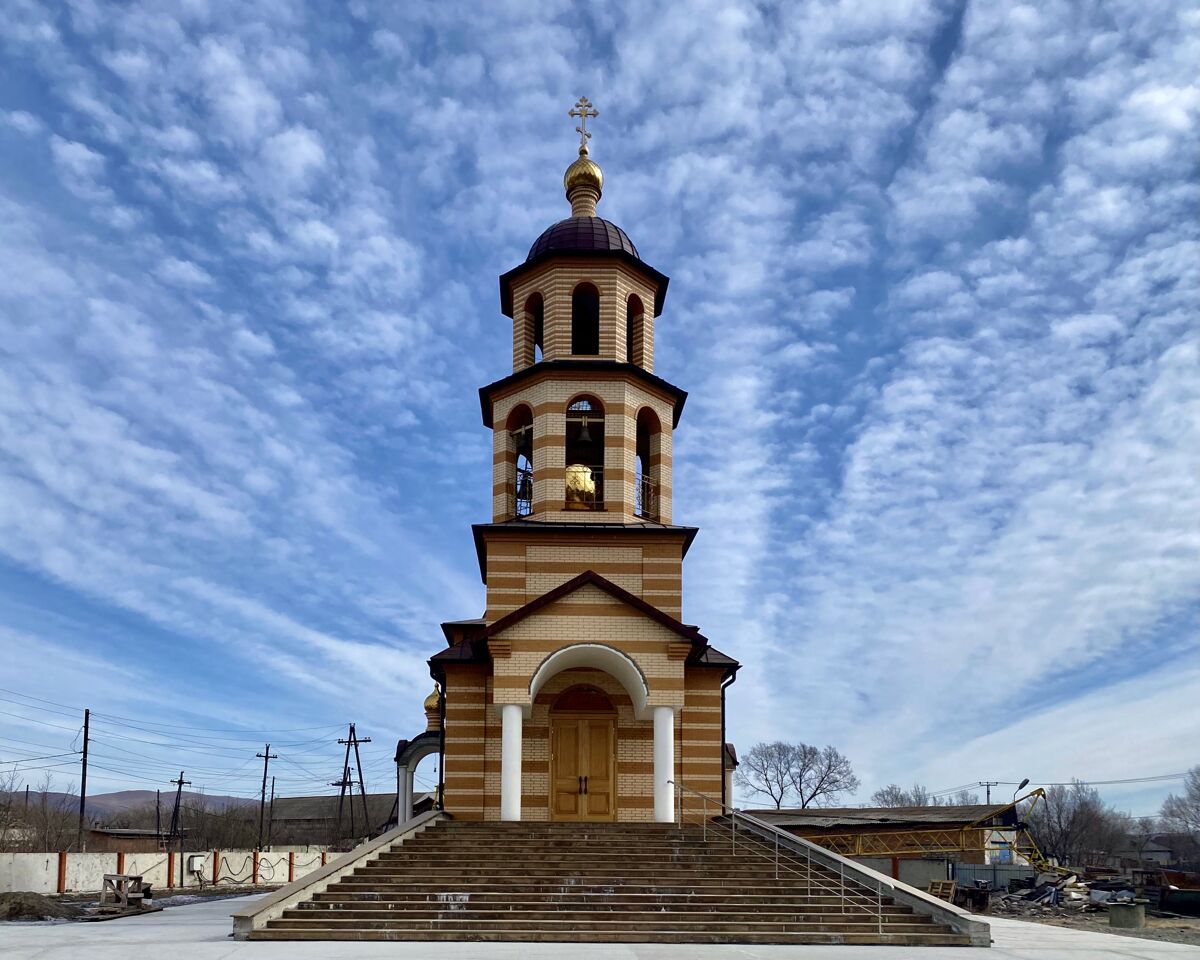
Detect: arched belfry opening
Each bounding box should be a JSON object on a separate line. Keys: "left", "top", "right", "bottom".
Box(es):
{"left": 523, "top": 293, "right": 544, "bottom": 364}
{"left": 625, "top": 295, "right": 645, "bottom": 366}
{"left": 571, "top": 283, "right": 600, "bottom": 356}
{"left": 506, "top": 404, "right": 534, "bottom": 518}
{"left": 565, "top": 396, "right": 604, "bottom": 510}
{"left": 636, "top": 407, "right": 661, "bottom": 520}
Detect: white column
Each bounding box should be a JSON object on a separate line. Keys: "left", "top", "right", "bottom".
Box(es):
{"left": 397, "top": 764, "right": 410, "bottom": 824}
{"left": 400, "top": 766, "right": 415, "bottom": 824}
{"left": 653, "top": 705, "right": 675, "bottom": 823}
{"left": 500, "top": 704, "right": 523, "bottom": 821}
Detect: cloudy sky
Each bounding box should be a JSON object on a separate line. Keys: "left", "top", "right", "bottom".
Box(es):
{"left": 0, "top": 0, "right": 1196, "bottom": 815}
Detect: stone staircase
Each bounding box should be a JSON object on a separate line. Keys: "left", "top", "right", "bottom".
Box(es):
{"left": 248, "top": 820, "right": 975, "bottom": 944}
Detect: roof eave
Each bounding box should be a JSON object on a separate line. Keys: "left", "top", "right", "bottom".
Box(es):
{"left": 479, "top": 360, "right": 688, "bottom": 428}
{"left": 472, "top": 521, "right": 699, "bottom": 582}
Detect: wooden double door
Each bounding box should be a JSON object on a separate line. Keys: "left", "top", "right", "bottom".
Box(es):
{"left": 550, "top": 715, "right": 615, "bottom": 820}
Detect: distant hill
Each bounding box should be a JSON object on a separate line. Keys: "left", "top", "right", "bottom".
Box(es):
{"left": 3, "top": 789, "right": 252, "bottom": 821}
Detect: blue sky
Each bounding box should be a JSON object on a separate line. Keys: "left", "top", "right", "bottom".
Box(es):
{"left": 0, "top": 0, "right": 1196, "bottom": 816}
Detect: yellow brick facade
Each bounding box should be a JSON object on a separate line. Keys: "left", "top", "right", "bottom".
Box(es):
{"left": 426, "top": 151, "right": 737, "bottom": 825}
{"left": 489, "top": 372, "right": 675, "bottom": 524}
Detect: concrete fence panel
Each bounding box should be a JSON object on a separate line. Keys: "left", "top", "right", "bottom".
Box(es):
{"left": 0, "top": 846, "right": 329, "bottom": 895}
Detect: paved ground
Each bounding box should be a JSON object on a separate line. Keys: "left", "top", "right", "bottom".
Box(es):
{"left": 4, "top": 895, "right": 1200, "bottom": 958}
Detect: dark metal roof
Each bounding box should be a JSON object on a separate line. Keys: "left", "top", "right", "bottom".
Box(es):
{"left": 440, "top": 617, "right": 486, "bottom": 644}
{"left": 479, "top": 360, "right": 687, "bottom": 428}
{"left": 750, "top": 804, "right": 1019, "bottom": 830}
{"left": 528, "top": 217, "right": 640, "bottom": 260}
{"left": 270, "top": 793, "right": 397, "bottom": 825}
{"left": 688, "top": 644, "right": 740, "bottom": 670}
{"left": 472, "top": 520, "right": 699, "bottom": 583}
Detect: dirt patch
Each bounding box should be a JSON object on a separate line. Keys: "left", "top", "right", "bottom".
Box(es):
{"left": 0, "top": 892, "right": 84, "bottom": 921}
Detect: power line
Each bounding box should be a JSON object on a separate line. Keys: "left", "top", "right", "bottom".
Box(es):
{"left": 998, "top": 774, "right": 1186, "bottom": 787}
{"left": 0, "top": 686, "right": 345, "bottom": 735}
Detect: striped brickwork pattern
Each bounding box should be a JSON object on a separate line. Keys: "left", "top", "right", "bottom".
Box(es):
{"left": 681, "top": 667, "right": 725, "bottom": 818}
{"left": 440, "top": 662, "right": 489, "bottom": 819}
{"left": 490, "top": 372, "right": 675, "bottom": 524}
{"left": 510, "top": 258, "right": 658, "bottom": 372}
{"left": 482, "top": 535, "right": 686, "bottom": 621}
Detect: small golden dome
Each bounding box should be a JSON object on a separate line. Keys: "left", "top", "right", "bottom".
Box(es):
{"left": 423, "top": 686, "right": 440, "bottom": 711}
{"left": 564, "top": 146, "right": 603, "bottom": 197}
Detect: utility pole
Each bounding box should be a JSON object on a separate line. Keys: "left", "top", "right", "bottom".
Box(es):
{"left": 76, "top": 708, "right": 90, "bottom": 852}
{"left": 266, "top": 776, "right": 276, "bottom": 848}
{"left": 335, "top": 726, "right": 354, "bottom": 841}
{"left": 256, "top": 743, "right": 277, "bottom": 849}
{"left": 979, "top": 781, "right": 999, "bottom": 804}
{"left": 331, "top": 765, "right": 355, "bottom": 842}
{"left": 168, "top": 772, "right": 189, "bottom": 842}
{"left": 155, "top": 789, "right": 161, "bottom": 845}
{"left": 169, "top": 772, "right": 189, "bottom": 889}
{"left": 351, "top": 726, "right": 371, "bottom": 834}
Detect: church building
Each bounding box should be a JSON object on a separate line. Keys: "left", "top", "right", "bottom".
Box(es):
{"left": 401, "top": 98, "right": 740, "bottom": 825}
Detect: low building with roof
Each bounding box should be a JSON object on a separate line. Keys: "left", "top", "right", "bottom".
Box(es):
{"left": 751, "top": 803, "right": 1025, "bottom": 869}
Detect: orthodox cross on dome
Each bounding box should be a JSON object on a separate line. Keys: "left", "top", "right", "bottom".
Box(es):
{"left": 569, "top": 96, "right": 599, "bottom": 151}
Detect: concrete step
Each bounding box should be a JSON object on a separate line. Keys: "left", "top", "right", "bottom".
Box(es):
{"left": 249, "top": 928, "right": 973, "bottom": 945}
{"left": 309, "top": 888, "right": 902, "bottom": 902}
{"left": 285, "top": 906, "right": 929, "bottom": 923}
{"left": 327, "top": 879, "right": 883, "bottom": 898}
{"left": 254, "top": 819, "right": 967, "bottom": 947}
{"left": 307, "top": 891, "right": 902, "bottom": 908}
{"left": 265, "top": 915, "right": 951, "bottom": 933}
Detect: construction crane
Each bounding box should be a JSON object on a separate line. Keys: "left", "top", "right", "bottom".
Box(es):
{"left": 994, "top": 787, "right": 1072, "bottom": 877}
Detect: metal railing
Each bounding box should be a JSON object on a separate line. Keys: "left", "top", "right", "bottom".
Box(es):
{"left": 512, "top": 465, "right": 533, "bottom": 517}
{"left": 636, "top": 475, "right": 658, "bottom": 520}
{"left": 669, "top": 780, "right": 887, "bottom": 934}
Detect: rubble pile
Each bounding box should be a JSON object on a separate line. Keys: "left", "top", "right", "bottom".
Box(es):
{"left": 991, "top": 872, "right": 1137, "bottom": 918}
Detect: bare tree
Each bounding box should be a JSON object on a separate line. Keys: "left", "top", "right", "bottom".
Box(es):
{"left": 1161, "top": 766, "right": 1200, "bottom": 842}
{"left": 0, "top": 770, "right": 23, "bottom": 849}
{"left": 736, "top": 741, "right": 858, "bottom": 809}
{"left": 1027, "top": 781, "right": 1130, "bottom": 870}
{"left": 790, "top": 745, "right": 860, "bottom": 808}
{"left": 870, "top": 783, "right": 981, "bottom": 807}
{"left": 736, "top": 742, "right": 797, "bottom": 808}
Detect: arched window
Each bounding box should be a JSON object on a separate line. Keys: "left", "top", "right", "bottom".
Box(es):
{"left": 506, "top": 404, "right": 534, "bottom": 517}
{"left": 523, "top": 293, "right": 544, "bottom": 365}
{"left": 571, "top": 283, "right": 600, "bottom": 356}
{"left": 636, "top": 407, "right": 661, "bottom": 520}
{"left": 565, "top": 396, "right": 604, "bottom": 510}
{"left": 625, "top": 295, "right": 644, "bottom": 366}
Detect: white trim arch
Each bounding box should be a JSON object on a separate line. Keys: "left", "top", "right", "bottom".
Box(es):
{"left": 528, "top": 643, "right": 650, "bottom": 718}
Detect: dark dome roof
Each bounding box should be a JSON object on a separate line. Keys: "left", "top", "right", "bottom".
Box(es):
{"left": 527, "top": 217, "right": 639, "bottom": 261}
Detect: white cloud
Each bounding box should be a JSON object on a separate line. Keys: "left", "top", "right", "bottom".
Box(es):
{"left": 155, "top": 256, "right": 214, "bottom": 288}
{"left": 259, "top": 125, "right": 326, "bottom": 194}
{"left": 3, "top": 110, "right": 43, "bottom": 135}
{"left": 199, "top": 37, "right": 282, "bottom": 144}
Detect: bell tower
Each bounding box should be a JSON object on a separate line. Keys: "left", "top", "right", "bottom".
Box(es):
{"left": 476, "top": 100, "right": 693, "bottom": 620}
{"left": 423, "top": 99, "right": 739, "bottom": 826}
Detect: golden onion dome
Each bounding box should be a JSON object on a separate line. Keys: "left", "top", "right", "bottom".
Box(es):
{"left": 564, "top": 146, "right": 603, "bottom": 197}
{"left": 423, "top": 686, "right": 440, "bottom": 711}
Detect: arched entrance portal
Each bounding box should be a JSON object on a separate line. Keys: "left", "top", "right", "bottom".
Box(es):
{"left": 549, "top": 685, "right": 616, "bottom": 821}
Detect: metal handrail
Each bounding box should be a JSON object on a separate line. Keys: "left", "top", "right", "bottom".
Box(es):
{"left": 669, "top": 780, "right": 886, "bottom": 934}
